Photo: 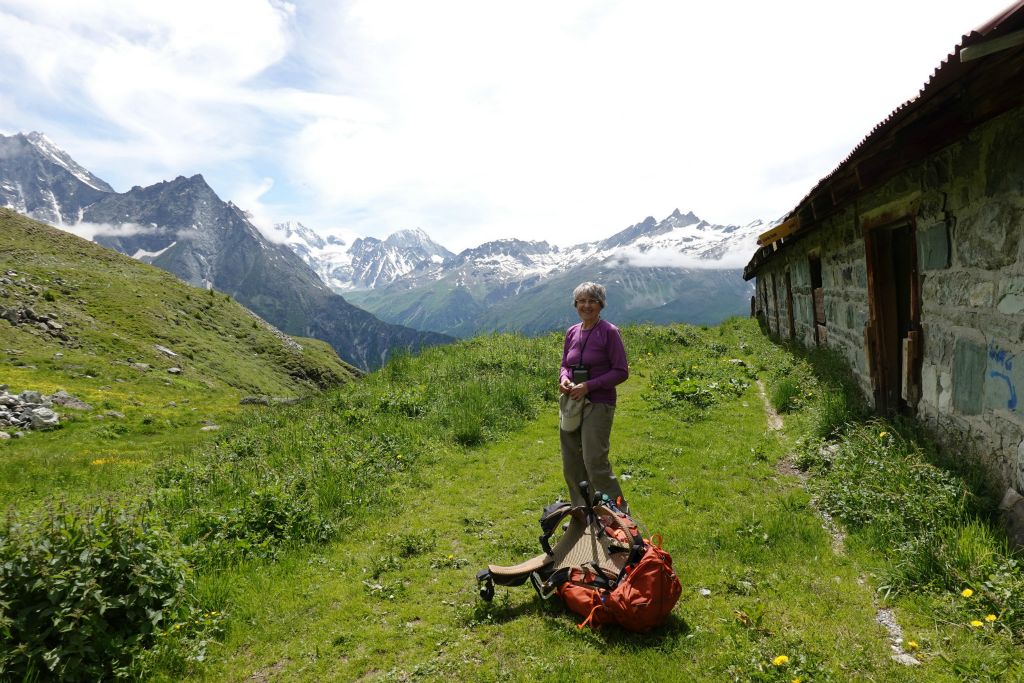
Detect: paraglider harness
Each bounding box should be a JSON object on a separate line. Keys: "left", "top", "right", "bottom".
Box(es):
{"left": 476, "top": 482, "right": 681, "bottom": 631}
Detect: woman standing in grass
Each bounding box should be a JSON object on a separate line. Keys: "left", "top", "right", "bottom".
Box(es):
{"left": 558, "top": 282, "right": 629, "bottom": 508}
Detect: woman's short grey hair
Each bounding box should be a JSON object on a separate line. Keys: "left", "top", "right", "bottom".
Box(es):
{"left": 572, "top": 282, "right": 606, "bottom": 308}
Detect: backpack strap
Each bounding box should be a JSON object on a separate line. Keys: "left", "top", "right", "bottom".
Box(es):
{"left": 577, "top": 603, "right": 605, "bottom": 630}
{"left": 594, "top": 504, "right": 645, "bottom": 556}
{"left": 538, "top": 501, "right": 574, "bottom": 555}
{"left": 592, "top": 503, "right": 647, "bottom": 585}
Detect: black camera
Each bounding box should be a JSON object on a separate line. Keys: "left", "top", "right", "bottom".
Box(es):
{"left": 571, "top": 364, "right": 590, "bottom": 384}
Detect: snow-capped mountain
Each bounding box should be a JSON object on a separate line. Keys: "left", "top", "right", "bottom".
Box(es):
{"left": 289, "top": 209, "right": 766, "bottom": 300}
{"left": 0, "top": 132, "right": 114, "bottom": 224}
{"left": 274, "top": 223, "right": 454, "bottom": 291}
{"left": 0, "top": 129, "right": 767, "bottom": 342}
{"left": 334, "top": 211, "right": 769, "bottom": 336}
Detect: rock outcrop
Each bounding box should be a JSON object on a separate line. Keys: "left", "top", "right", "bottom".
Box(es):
{"left": 0, "top": 385, "right": 92, "bottom": 434}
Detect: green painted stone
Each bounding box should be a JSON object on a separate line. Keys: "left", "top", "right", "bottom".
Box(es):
{"left": 918, "top": 221, "right": 950, "bottom": 270}
{"left": 854, "top": 263, "right": 868, "bottom": 288}
{"left": 953, "top": 338, "right": 987, "bottom": 415}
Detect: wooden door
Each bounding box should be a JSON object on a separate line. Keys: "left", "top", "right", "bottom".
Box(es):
{"left": 785, "top": 270, "right": 796, "bottom": 340}
{"left": 809, "top": 255, "right": 826, "bottom": 345}
{"left": 864, "top": 221, "right": 921, "bottom": 413}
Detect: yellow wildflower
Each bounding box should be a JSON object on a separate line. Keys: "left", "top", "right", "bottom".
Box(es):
{"left": 879, "top": 431, "right": 888, "bottom": 438}
{"left": 906, "top": 640, "right": 919, "bottom": 651}
{"left": 985, "top": 614, "right": 997, "bottom": 622}
{"left": 970, "top": 620, "right": 983, "bottom": 628}
{"left": 90, "top": 458, "right": 109, "bottom": 465}
{"left": 772, "top": 655, "right": 790, "bottom": 666}
{"left": 961, "top": 588, "right": 974, "bottom": 598}
{"left": 791, "top": 678, "right": 802, "bottom": 683}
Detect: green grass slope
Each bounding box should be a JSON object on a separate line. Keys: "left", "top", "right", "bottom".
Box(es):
{"left": 5, "top": 313, "right": 1022, "bottom": 680}
{"left": 0, "top": 208, "right": 356, "bottom": 503}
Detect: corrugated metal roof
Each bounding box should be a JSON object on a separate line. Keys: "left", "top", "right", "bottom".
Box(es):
{"left": 781, "top": 1, "right": 1024, "bottom": 226}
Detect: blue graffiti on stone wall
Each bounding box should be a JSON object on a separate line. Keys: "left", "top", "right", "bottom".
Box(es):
{"left": 988, "top": 341, "right": 1017, "bottom": 410}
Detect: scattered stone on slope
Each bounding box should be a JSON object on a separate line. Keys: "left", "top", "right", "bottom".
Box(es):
{"left": 241, "top": 308, "right": 303, "bottom": 353}
{"left": 0, "top": 387, "right": 72, "bottom": 432}
{"left": 50, "top": 390, "right": 93, "bottom": 411}
{"left": 239, "top": 395, "right": 303, "bottom": 406}
{"left": 0, "top": 387, "right": 94, "bottom": 434}
{"left": 876, "top": 608, "right": 921, "bottom": 666}
{"left": 28, "top": 407, "right": 59, "bottom": 429}
{"left": 154, "top": 344, "right": 178, "bottom": 357}
{"left": 0, "top": 302, "right": 71, "bottom": 341}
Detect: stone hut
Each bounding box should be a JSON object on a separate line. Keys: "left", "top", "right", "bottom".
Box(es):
{"left": 743, "top": 2, "right": 1024, "bottom": 491}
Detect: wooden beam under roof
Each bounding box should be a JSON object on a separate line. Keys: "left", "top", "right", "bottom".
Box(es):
{"left": 756, "top": 214, "right": 800, "bottom": 247}
{"left": 961, "top": 28, "right": 1024, "bottom": 62}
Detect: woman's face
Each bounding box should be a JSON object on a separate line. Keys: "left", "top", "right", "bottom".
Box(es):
{"left": 574, "top": 295, "right": 602, "bottom": 327}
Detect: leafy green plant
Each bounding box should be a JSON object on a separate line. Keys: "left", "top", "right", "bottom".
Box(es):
{"left": 0, "top": 505, "right": 200, "bottom": 681}
{"left": 645, "top": 357, "right": 752, "bottom": 418}
{"left": 184, "top": 488, "right": 335, "bottom": 567}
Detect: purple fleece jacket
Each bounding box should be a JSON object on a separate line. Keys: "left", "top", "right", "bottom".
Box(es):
{"left": 559, "top": 319, "right": 629, "bottom": 406}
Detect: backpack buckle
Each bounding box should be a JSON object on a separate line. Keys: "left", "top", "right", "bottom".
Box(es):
{"left": 530, "top": 572, "right": 559, "bottom": 600}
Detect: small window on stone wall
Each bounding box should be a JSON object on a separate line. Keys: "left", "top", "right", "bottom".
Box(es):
{"left": 809, "top": 254, "right": 826, "bottom": 345}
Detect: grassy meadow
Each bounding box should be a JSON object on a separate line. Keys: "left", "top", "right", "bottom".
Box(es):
{"left": 3, "top": 278, "right": 1024, "bottom": 679}
{"left": 0, "top": 209, "right": 356, "bottom": 508}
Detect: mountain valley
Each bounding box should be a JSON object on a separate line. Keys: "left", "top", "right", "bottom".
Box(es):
{"left": 1, "top": 130, "right": 764, "bottom": 348}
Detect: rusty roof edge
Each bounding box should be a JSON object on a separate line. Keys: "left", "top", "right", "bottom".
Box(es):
{"left": 744, "top": 1, "right": 1024, "bottom": 277}
{"left": 975, "top": 0, "right": 1024, "bottom": 34}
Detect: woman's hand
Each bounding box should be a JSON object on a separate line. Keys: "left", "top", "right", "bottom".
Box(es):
{"left": 568, "top": 382, "right": 589, "bottom": 400}
{"left": 559, "top": 378, "right": 573, "bottom": 395}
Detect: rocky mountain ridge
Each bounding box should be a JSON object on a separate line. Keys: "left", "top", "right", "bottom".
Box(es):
{"left": 289, "top": 208, "right": 766, "bottom": 291}
{"left": 295, "top": 210, "right": 768, "bottom": 336}
{"left": 0, "top": 132, "right": 114, "bottom": 225}
{"left": 0, "top": 132, "right": 451, "bottom": 369}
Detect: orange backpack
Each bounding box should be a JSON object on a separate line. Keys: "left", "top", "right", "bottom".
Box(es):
{"left": 556, "top": 534, "right": 681, "bottom": 631}
{"left": 477, "top": 491, "right": 682, "bottom": 632}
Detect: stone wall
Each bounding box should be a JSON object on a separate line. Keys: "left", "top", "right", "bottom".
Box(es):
{"left": 754, "top": 105, "right": 1024, "bottom": 490}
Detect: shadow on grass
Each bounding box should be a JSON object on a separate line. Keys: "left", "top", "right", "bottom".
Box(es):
{"left": 579, "top": 612, "right": 692, "bottom": 649}
{"left": 468, "top": 592, "right": 690, "bottom": 646}
{"left": 770, "top": 335, "right": 1004, "bottom": 511}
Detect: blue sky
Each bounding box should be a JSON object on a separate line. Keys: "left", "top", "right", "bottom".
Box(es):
{"left": 0, "top": 0, "right": 1013, "bottom": 251}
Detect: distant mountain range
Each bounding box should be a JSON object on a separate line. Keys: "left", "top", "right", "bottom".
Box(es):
{"left": 0, "top": 132, "right": 450, "bottom": 370}
{"left": 1, "top": 130, "right": 765, "bottom": 349}
{"left": 278, "top": 210, "right": 765, "bottom": 336}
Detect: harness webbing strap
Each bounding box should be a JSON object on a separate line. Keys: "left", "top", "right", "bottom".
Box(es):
{"left": 577, "top": 603, "right": 605, "bottom": 630}
{"left": 538, "top": 502, "right": 574, "bottom": 555}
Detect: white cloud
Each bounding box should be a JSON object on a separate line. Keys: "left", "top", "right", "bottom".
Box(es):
{"left": 55, "top": 221, "right": 163, "bottom": 241}
{"left": 1, "top": 0, "right": 1015, "bottom": 253}
{"left": 227, "top": 177, "right": 278, "bottom": 240}
{"left": 617, "top": 241, "right": 759, "bottom": 270}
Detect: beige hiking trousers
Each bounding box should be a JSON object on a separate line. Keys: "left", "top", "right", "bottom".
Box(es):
{"left": 559, "top": 402, "right": 624, "bottom": 507}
